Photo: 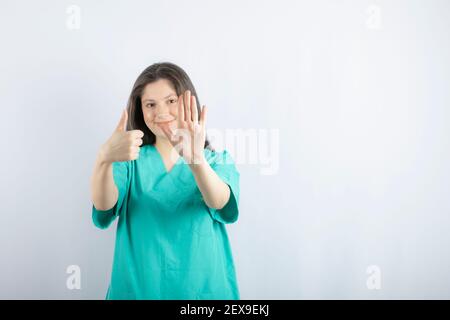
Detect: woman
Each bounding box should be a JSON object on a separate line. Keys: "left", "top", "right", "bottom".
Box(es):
{"left": 90, "top": 62, "right": 240, "bottom": 299}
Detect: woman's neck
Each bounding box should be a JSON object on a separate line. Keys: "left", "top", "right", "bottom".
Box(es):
{"left": 155, "top": 137, "right": 179, "bottom": 163}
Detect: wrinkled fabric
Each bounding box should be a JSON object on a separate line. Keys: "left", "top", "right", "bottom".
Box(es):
{"left": 92, "top": 144, "right": 240, "bottom": 300}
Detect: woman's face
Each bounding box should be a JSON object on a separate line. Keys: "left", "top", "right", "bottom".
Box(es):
{"left": 141, "top": 79, "right": 179, "bottom": 140}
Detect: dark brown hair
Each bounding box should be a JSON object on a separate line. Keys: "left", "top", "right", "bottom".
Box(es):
{"left": 125, "top": 62, "right": 213, "bottom": 150}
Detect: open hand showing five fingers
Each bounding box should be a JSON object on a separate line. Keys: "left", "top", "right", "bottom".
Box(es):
{"left": 158, "top": 90, "right": 207, "bottom": 165}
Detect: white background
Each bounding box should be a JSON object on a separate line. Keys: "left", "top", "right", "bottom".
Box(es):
{"left": 0, "top": 0, "right": 449, "bottom": 299}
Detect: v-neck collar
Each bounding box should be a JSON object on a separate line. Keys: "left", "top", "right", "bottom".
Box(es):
{"left": 150, "top": 144, "right": 183, "bottom": 175}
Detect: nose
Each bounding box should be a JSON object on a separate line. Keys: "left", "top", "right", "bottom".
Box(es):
{"left": 153, "top": 103, "right": 171, "bottom": 120}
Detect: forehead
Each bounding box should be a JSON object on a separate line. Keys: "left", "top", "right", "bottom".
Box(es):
{"left": 141, "top": 79, "right": 177, "bottom": 100}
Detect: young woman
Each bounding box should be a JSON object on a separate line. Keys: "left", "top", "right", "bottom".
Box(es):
{"left": 90, "top": 62, "right": 240, "bottom": 300}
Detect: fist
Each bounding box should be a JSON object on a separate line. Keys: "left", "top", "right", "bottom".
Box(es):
{"left": 99, "top": 109, "right": 144, "bottom": 163}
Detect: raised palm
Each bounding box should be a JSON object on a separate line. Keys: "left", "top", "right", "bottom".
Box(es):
{"left": 158, "top": 90, "right": 207, "bottom": 165}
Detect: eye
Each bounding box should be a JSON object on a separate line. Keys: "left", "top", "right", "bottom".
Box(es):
{"left": 146, "top": 103, "right": 155, "bottom": 108}
{"left": 169, "top": 99, "right": 177, "bottom": 104}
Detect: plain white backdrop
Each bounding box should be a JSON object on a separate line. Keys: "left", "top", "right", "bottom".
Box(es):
{"left": 0, "top": 0, "right": 450, "bottom": 299}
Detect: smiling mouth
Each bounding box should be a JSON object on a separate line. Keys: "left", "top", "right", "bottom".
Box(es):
{"left": 155, "top": 113, "right": 175, "bottom": 123}
{"left": 155, "top": 119, "right": 175, "bottom": 125}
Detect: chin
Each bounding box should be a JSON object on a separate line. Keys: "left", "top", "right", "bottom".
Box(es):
{"left": 151, "top": 127, "right": 169, "bottom": 140}
{"left": 150, "top": 128, "right": 164, "bottom": 137}
{"left": 150, "top": 121, "right": 177, "bottom": 137}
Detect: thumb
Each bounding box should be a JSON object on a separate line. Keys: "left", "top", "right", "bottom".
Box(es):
{"left": 115, "top": 108, "right": 128, "bottom": 132}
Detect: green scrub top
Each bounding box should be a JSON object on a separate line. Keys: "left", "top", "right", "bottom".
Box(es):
{"left": 91, "top": 144, "right": 240, "bottom": 300}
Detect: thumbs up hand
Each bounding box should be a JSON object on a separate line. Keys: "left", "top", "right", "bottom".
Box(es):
{"left": 98, "top": 109, "right": 144, "bottom": 164}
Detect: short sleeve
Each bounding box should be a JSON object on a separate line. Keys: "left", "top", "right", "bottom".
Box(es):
{"left": 92, "top": 161, "right": 131, "bottom": 229}
{"left": 205, "top": 149, "right": 240, "bottom": 224}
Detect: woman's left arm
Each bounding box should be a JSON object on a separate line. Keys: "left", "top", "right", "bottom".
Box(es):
{"left": 159, "top": 89, "right": 230, "bottom": 209}
{"left": 189, "top": 159, "right": 231, "bottom": 210}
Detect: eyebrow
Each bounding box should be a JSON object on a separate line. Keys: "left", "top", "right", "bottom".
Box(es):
{"left": 143, "top": 94, "right": 177, "bottom": 102}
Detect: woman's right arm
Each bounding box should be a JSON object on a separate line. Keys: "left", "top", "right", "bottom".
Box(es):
{"left": 90, "top": 108, "right": 143, "bottom": 211}
{"left": 90, "top": 148, "right": 119, "bottom": 211}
